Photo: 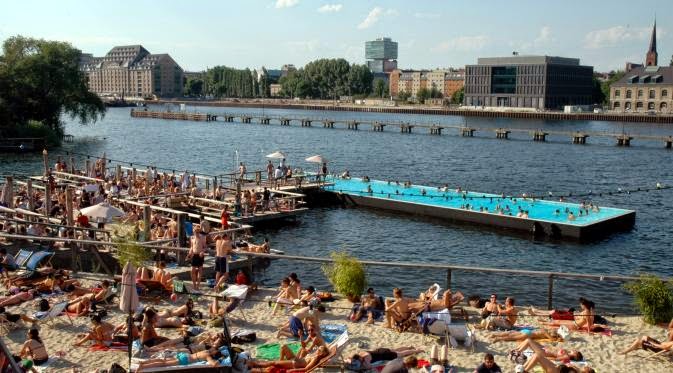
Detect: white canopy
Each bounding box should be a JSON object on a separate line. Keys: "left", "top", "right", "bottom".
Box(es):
{"left": 79, "top": 202, "right": 124, "bottom": 221}
{"left": 266, "top": 151, "right": 287, "bottom": 159}
{"left": 305, "top": 155, "right": 328, "bottom": 163}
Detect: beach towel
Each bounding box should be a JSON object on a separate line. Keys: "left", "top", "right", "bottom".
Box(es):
{"left": 255, "top": 342, "right": 302, "bottom": 360}
{"left": 578, "top": 326, "right": 613, "bottom": 337}
{"left": 89, "top": 342, "right": 128, "bottom": 352}
{"left": 321, "top": 324, "right": 347, "bottom": 344}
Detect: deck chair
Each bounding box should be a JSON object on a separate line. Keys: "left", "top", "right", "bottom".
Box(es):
{"left": 39, "top": 300, "right": 73, "bottom": 327}
{"left": 221, "top": 284, "right": 249, "bottom": 322}
{"left": 0, "top": 316, "right": 23, "bottom": 335}
{"left": 13, "top": 249, "right": 33, "bottom": 267}
{"left": 420, "top": 310, "right": 475, "bottom": 352}
{"left": 24, "top": 250, "right": 54, "bottom": 270}
{"left": 287, "top": 330, "right": 350, "bottom": 373}
{"left": 644, "top": 347, "right": 673, "bottom": 361}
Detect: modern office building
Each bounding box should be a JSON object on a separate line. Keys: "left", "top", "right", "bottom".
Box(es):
{"left": 80, "top": 45, "right": 183, "bottom": 98}
{"left": 463, "top": 55, "right": 593, "bottom": 110}
{"left": 389, "top": 69, "right": 464, "bottom": 99}
{"left": 365, "top": 37, "right": 398, "bottom": 73}
{"left": 610, "top": 21, "right": 672, "bottom": 113}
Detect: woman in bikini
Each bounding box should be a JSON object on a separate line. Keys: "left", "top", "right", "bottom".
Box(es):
{"left": 489, "top": 328, "right": 563, "bottom": 343}
{"left": 140, "top": 309, "right": 170, "bottom": 347}
{"left": 145, "top": 332, "right": 225, "bottom": 353}
{"left": 512, "top": 338, "right": 583, "bottom": 363}
{"left": 73, "top": 314, "right": 114, "bottom": 347}
{"left": 16, "top": 329, "right": 49, "bottom": 366}
{"left": 248, "top": 345, "right": 330, "bottom": 373}
{"left": 157, "top": 298, "right": 194, "bottom": 318}
{"left": 541, "top": 298, "right": 603, "bottom": 332}
{"left": 112, "top": 316, "right": 140, "bottom": 344}
{"left": 521, "top": 338, "right": 595, "bottom": 373}
{"left": 66, "top": 296, "right": 91, "bottom": 316}
{"left": 137, "top": 346, "right": 225, "bottom": 372}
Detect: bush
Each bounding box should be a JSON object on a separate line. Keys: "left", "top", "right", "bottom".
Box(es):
{"left": 4, "top": 120, "right": 62, "bottom": 147}
{"left": 112, "top": 224, "right": 153, "bottom": 269}
{"left": 321, "top": 251, "right": 367, "bottom": 299}
{"left": 624, "top": 274, "right": 673, "bottom": 324}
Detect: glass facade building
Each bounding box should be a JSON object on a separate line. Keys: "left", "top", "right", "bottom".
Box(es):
{"left": 365, "top": 37, "right": 398, "bottom": 73}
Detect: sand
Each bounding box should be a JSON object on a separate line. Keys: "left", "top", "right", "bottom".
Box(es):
{"left": 2, "top": 281, "right": 672, "bottom": 373}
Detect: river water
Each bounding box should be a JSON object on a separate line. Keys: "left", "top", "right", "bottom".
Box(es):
{"left": 2, "top": 106, "right": 673, "bottom": 313}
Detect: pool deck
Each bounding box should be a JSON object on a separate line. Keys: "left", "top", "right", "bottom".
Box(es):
{"left": 321, "top": 181, "right": 636, "bottom": 240}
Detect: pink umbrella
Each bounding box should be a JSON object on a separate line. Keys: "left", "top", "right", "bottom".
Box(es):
{"left": 119, "top": 261, "right": 139, "bottom": 369}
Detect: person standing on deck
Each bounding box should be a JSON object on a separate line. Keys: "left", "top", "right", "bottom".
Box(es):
{"left": 321, "top": 162, "right": 328, "bottom": 182}
{"left": 187, "top": 225, "right": 207, "bottom": 292}
{"left": 214, "top": 233, "right": 233, "bottom": 289}
{"left": 274, "top": 166, "right": 283, "bottom": 187}
{"left": 262, "top": 187, "right": 271, "bottom": 211}
{"left": 266, "top": 161, "right": 274, "bottom": 185}
{"left": 239, "top": 162, "right": 246, "bottom": 181}
{"left": 220, "top": 206, "right": 230, "bottom": 230}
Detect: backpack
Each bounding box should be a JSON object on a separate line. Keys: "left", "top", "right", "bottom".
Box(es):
{"left": 173, "top": 280, "right": 186, "bottom": 294}
{"left": 231, "top": 329, "right": 257, "bottom": 344}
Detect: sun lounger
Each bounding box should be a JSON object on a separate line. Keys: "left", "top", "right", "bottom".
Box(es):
{"left": 420, "top": 309, "right": 475, "bottom": 351}
{"left": 287, "top": 329, "right": 350, "bottom": 373}
{"left": 40, "top": 300, "right": 73, "bottom": 327}
{"left": 0, "top": 316, "right": 23, "bottom": 335}
{"left": 220, "top": 284, "right": 249, "bottom": 322}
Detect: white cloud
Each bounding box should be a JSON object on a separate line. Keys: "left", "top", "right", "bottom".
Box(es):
{"left": 275, "top": 0, "right": 299, "bottom": 9}
{"left": 414, "top": 12, "right": 440, "bottom": 19}
{"left": 433, "top": 35, "right": 490, "bottom": 52}
{"left": 385, "top": 9, "right": 399, "bottom": 16}
{"left": 534, "top": 26, "right": 552, "bottom": 45}
{"left": 358, "top": 7, "right": 383, "bottom": 29}
{"left": 318, "top": 4, "right": 342, "bottom": 13}
{"left": 583, "top": 25, "right": 651, "bottom": 49}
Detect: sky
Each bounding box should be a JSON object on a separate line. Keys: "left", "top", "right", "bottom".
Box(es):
{"left": 1, "top": 0, "right": 671, "bottom": 72}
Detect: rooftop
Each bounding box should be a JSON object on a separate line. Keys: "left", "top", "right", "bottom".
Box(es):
{"left": 475, "top": 55, "right": 582, "bottom": 66}
{"left": 612, "top": 66, "right": 673, "bottom": 86}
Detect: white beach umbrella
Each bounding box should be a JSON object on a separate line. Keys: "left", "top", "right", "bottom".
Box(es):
{"left": 79, "top": 201, "right": 125, "bottom": 221}
{"left": 305, "top": 155, "right": 328, "bottom": 163}
{"left": 266, "top": 151, "right": 287, "bottom": 159}
{"left": 119, "top": 261, "right": 139, "bottom": 369}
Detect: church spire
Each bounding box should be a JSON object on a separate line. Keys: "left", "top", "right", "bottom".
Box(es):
{"left": 646, "top": 18, "right": 658, "bottom": 66}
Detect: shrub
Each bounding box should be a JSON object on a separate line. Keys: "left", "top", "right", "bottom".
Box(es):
{"left": 321, "top": 251, "right": 367, "bottom": 299}
{"left": 624, "top": 274, "right": 673, "bottom": 324}
{"left": 112, "top": 224, "right": 153, "bottom": 270}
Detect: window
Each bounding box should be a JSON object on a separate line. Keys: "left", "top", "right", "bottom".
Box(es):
{"left": 625, "top": 102, "right": 632, "bottom": 110}
{"left": 661, "top": 102, "right": 668, "bottom": 110}
{"left": 663, "top": 90, "right": 668, "bottom": 98}
{"left": 649, "top": 90, "right": 656, "bottom": 99}
{"left": 648, "top": 102, "right": 655, "bottom": 110}
{"left": 613, "top": 102, "right": 621, "bottom": 109}
{"left": 636, "top": 102, "right": 644, "bottom": 110}
{"left": 638, "top": 90, "right": 643, "bottom": 98}
{"left": 626, "top": 90, "right": 632, "bottom": 99}
{"left": 615, "top": 90, "right": 621, "bottom": 97}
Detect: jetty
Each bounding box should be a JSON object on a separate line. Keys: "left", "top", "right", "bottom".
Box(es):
{"left": 131, "top": 109, "right": 673, "bottom": 148}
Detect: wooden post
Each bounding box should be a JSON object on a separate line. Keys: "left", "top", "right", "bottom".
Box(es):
{"left": 205, "top": 178, "right": 210, "bottom": 192}
{"left": 42, "top": 149, "right": 49, "bottom": 176}
{"left": 142, "top": 205, "right": 151, "bottom": 242}
{"left": 446, "top": 269, "right": 452, "bottom": 291}
{"left": 213, "top": 176, "right": 218, "bottom": 197}
{"left": 547, "top": 274, "right": 554, "bottom": 310}
{"left": 26, "top": 179, "right": 34, "bottom": 212}
{"left": 115, "top": 165, "right": 122, "bottom": 183}
{"left": 65, "top": 188, "right": 75, "bottom": 270}
{"left": 85, "top": 159, "right": 91, "bottom": 177}
{"left": 44, "top": 182, "right": 52, "bottom": 219}
{"left": 69, "top": 156, "right": 75, "bottom": 173}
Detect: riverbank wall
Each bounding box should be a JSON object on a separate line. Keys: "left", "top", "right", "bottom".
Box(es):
{"left": 154, "top": 99, "right": 673, "bottom": 124}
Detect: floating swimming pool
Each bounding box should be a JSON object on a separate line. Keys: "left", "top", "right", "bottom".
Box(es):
{"left": 322, "top": 177, "right": 635, "bottom": 240}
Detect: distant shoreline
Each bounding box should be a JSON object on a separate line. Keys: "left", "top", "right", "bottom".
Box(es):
{"left": 152, "top": 99, "right": 673, "bottom": 124}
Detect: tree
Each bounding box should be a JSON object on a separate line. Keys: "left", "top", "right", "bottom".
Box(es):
{"left": 600, "top": 71, "right": 625, "bottom": 104}
{"left": 398, "top": 90, "right": 411, "bottom": 102}
{"left": 348, "top": 64, "right": 373, "bottom": 96}
{"left": 0, "top": 36, "right": 105, "bottom": 142}
{"left": 184, "top": 78, "right": 204, "bottom": 97}
{"left": 417, "top": 87, "right": 431, "bottom": 103}
{"left": 591, "top": 75, "right": 605, "bottom": 105}
{"left": 451, "top": 87, "right": 465, "bottom": 105}
{"left": 372, "top": 78, "right": 388, "bottom": 98}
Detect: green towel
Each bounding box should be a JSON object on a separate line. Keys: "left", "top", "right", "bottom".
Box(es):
{"left": 255, "top": 342, "right": 302, "bottom": 360}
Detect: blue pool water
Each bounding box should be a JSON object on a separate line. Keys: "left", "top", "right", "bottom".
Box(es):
{"left": 324, "top": 177, "right": 634, "bottom": 226}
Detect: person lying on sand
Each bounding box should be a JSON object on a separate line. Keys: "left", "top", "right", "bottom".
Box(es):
{"left": 489, "top": 328, "right": 563, "bottom": 343}
{"left": 512, "top": 338, "right": 584, "bottom": 363}
{"left": 66, "top": 296, "right": 91, "bottom": 316}
{"left": 145, "top": 331, "right": 225, "bottom": 353}
{"left": 157, "top": 298, "right": 195, "bottom": 318}
{"left": 0, "top": 289, "right": 38, "bottom": 307}
{"left": 520, "top": 339, "right": 595, "bottom": 373}
{"left": 619, "top": 335, "right": 673, "bottom": 355}
{"left": 112, "top": 316, "right": 140, "bottom": 344}
{"left": 0, "top": 306, "right": 38, "bottom": 325}
{"left": 345, "top": 347, "right": 423, "bottom": 370}
{"left": 140, "top": 308, "right": 170, "bottom": 347}
{"left": 540, "top": 298, "right": 597, "bottom": 332}
{"left": 137, "top": 346, "right": 225, "bottom": 371}
{"left": 408, "top": 289, "right": 465, "bottom": 313}
{"left": 247, "top": 345, "right": 329, "bottom": 373}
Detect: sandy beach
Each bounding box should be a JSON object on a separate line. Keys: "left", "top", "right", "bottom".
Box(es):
{"left": 2, "top": 282, "right": 672, "bottom": 373}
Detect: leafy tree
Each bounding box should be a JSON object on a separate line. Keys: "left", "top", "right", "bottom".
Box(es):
{"left": 397, "top": 90, "right": 411, "bottom": 102}
{"left": 451, "top": 87, "right": 465, "bottom": 105}
{"left": 429, "top": 87, "right": 443, "bottom": 99}
{"left": 591, "top": 74, "right": 606, "bottom": 104}
{"left": 600, "top": 71, "right": 625, "bottom": 104}
{"left": 348, "top": 64, "right": 373, "bottom": 96}
{"left": 278, "top": 59, "right": 372, "bottom": 99}
{"left": 184, "top": 78, "right": 204, "bottom": 96}
{"left": 417, "top": 87, "right": 431, "bottom": 103}
{"left": 0, "top": 36, "right": 105, "bottom": 141}
{"left": 372, "top": 78, "right": 389, "bottom": 98}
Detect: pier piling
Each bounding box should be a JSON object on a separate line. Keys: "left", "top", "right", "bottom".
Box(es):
{"left": 347, "top": 121, "right": 359, "bottom": 130}
{"left": 301, "top": 119, "right": 312, "bottom": 127}
{"left": 665, "top": 137, "right": 673, "bottom": 149}
{"left": 533, "top": 130, "right": 548, "bottom": 142}
{"left": 322, "top": 120, "right": 334, "bottom": 128}
{"left": 372, "top": 122, "right": 386, "bottom": 132}
{"left": 572, "top": 132, "right": 589, "bottom": 144}
{"left": 495, "top": 128, "right": 510, "bottom": 139}
{"left": 616, "top": 135, "right": 632, "bottom": 147}
{"left": 280, "top": 118, "right": 291, "bottom": 126}
{"left": 461, "top": 127, "right": 475, "bottom": 137}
